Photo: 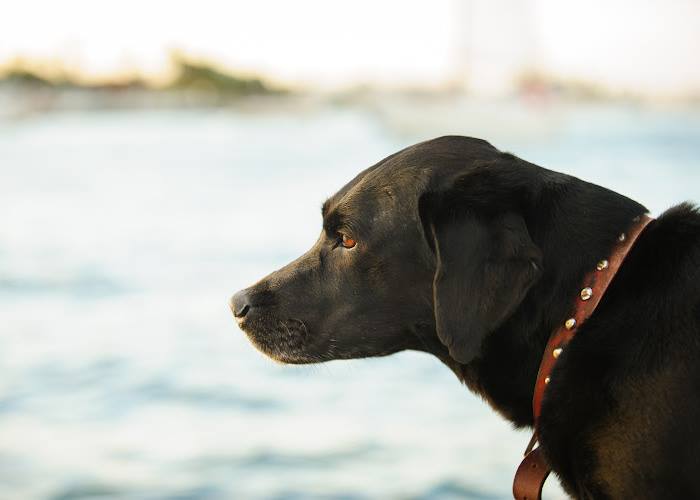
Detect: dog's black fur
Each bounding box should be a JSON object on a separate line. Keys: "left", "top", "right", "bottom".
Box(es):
{"left": 232, "top": 136, "right": 700, "bottom": 498}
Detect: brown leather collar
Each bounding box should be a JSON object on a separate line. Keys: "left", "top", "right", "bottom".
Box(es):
{"left": 512, "top": 214, "right": 654, "bottom": 500}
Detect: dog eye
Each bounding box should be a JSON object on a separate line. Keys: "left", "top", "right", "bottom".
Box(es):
{"left": 340, "top": 233, "right": 356, "bottom": 249}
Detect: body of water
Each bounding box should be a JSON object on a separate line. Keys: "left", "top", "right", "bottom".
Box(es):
{"left": 1, "top": 99, "right": 699, "bottom": 499}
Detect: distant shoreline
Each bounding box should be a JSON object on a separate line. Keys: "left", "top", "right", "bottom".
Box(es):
{"left": 2, "top": 56, "right": 700, "bottom": 120}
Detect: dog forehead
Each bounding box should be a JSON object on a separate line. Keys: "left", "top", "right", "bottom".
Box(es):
{"left": 326, "top": 160, "right": 429, "bottom": 216}
{"left": 323, "top": 135, "right": 501, "bottom": 217}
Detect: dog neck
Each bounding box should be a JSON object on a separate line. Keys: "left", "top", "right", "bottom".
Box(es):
{"left": 511, "top": 213, "right": 652, "bottom": 499}
{"left": 451, "top": 177, "right": 649, "bottom": 427}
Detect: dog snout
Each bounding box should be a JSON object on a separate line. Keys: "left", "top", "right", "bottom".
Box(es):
{"left": 230, "top": 290, "right": 252, "bottom": 319}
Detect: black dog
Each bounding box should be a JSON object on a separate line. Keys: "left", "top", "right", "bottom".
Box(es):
{"left": 231, "top": 136, "right": 700, "bottom": 498}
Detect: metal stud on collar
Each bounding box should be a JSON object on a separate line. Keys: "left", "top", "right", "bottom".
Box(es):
{"left": 544, "top": 376, "right": 551, "bottom": 384}
{"left": 596, "top": 259, "right": 609, "bottom": 271}
{"left": 565, "top": 318, "right": 576, "bottom": 330}
{"left": 552, "top": 348, "right": 563, "bottom": 358}
{"left": 618, "top": 233, "right": 626, "bottom": 242}
{"left": 580, "top": 287, "right": 593, "bottom": 301}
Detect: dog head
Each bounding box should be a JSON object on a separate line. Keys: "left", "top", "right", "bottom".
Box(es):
{"left": 231, "top": 136, "right": 543, "bottom": 365}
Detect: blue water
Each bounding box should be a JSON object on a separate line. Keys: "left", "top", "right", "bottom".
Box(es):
{"left": 1, "top": 100, "right": 699, "bottom": 499}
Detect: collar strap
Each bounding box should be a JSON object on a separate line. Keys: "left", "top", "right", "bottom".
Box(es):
{"left": 513, "top": 214, "right": 654, "bottom": 500}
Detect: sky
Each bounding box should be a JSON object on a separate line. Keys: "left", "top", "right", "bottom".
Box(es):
{"left": 1, "top": 0, "right": 699, "bottom": 96}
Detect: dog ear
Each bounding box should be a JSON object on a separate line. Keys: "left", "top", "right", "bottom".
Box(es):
{"left": 419, "top": 190, "right": 542, "bottom": 364}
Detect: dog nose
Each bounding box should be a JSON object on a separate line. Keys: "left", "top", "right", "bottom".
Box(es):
{"left": 230, "top": 290, "right": 251, "bottom": 318}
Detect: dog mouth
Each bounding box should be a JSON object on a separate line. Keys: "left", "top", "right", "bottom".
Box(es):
{"left": 237, "top": 316, "right": 318, "bottom": 364}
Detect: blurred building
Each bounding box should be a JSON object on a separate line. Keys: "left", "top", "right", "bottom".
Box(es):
{"left": 454, "top": 0, "right": 538, "bottom": 96}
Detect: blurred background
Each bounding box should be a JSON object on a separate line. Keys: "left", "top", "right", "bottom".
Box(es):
{"left": 1, "top": 1, "right": 699, "bottom": 499}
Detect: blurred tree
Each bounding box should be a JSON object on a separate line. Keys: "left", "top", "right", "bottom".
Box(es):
{"left": 168, "top": 53, "right": 275, "bottom": 96}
